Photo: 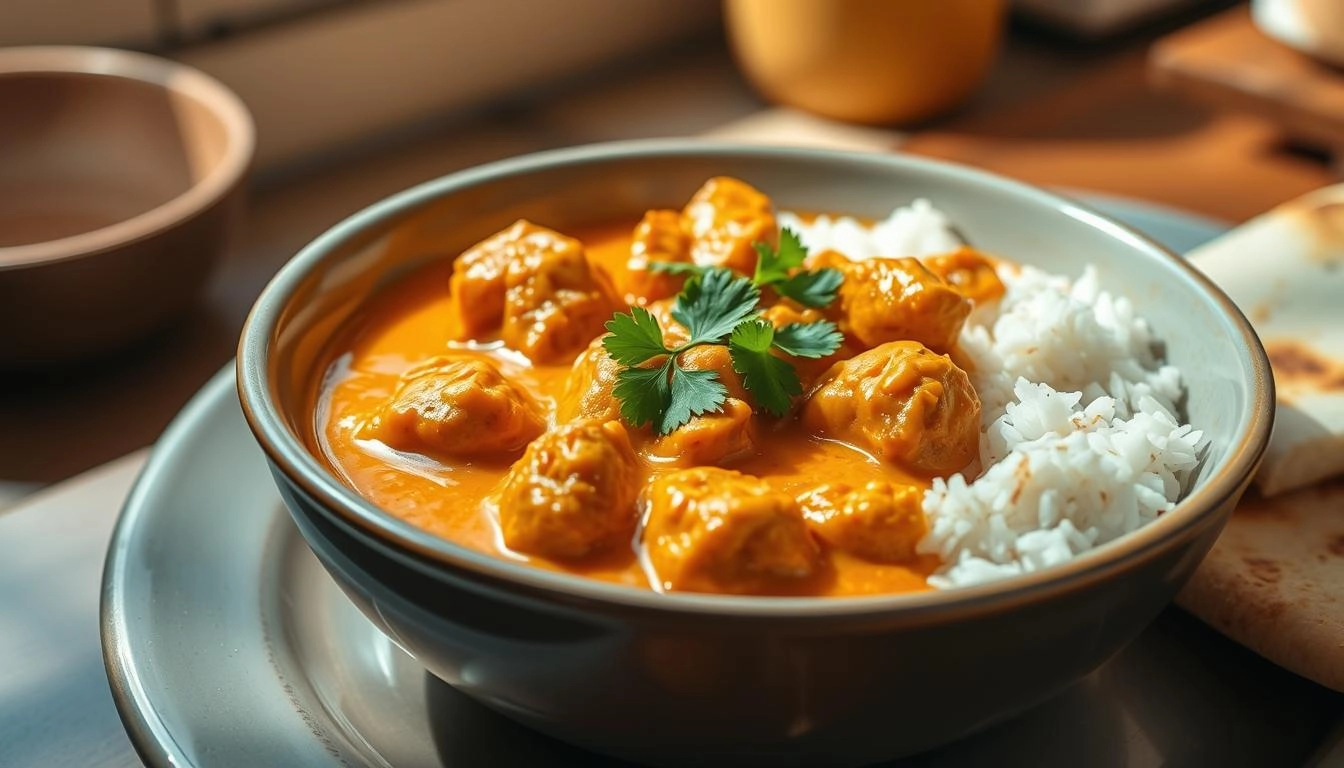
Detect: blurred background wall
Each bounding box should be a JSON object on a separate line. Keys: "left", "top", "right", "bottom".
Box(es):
{"left": 0, "top": 0, "right": 720, "bottom": 170}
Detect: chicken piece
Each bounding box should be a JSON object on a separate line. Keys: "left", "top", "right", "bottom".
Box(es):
{"left": 647, "top": 397, "right": 755, "bottom": 467}
{"left": 361, "top": 356, "right": 544, "bottom": 459}
{"left": 495, "top": 420, "right": 641, "bottom": 560}
{"left": 796, "top": 482, "right": 927, "bottom": 563}
{"left": 556, "top": 338, "right": 624, "bottom": 424}
{"left": 831, "top": 257, "right": 970, "bottom": 354}
{"left": 556, "top": 323, "right": 751, "bottom": 430}
{"left": 615, "top": 209, "right": 693, "bottom": 306}
{"left": 802, "top": 248, "right": 852, "bottom": 271}
{"left": 447, "top": 224, "right": 520, "bottom": 338}
{"left": 642, "top": 468, "right": 821, "bottom": 595}
{"left": 760, "top": 301, "right": 827, "bottom": 327}
{"left": 682, "top": 177, "right": 777, "bottom": 275}
{"left": 802, "top": 341, "right": 980, "bottom": 475}
{"left": 760, "top": 302, "right": 857, "bottom": 390}
{"left": 644, "top": 297, "right": 690, "bottom": 346}
{"left": 677, "top": 343, "right": 749, "bottom": 402}
{"left": 466, "top": 220, "right": 614, "bottom": 364}
{"left": 922, "top": 248, "right": 1005, "bottom": 305}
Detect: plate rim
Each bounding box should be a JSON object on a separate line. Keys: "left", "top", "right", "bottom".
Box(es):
{"left": 100, "top": 368, "right": 239, "bottom": 768}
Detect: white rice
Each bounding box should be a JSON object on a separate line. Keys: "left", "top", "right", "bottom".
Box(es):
{"left": 786, "top": 201, "right": 1206, "bottom": 589}
{"left": 781, "top": 199, "right": 962, "bottom": 261}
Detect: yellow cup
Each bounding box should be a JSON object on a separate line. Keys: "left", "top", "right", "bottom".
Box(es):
{"left": 725, "top": 0, "right": 1007, "bottom": 125}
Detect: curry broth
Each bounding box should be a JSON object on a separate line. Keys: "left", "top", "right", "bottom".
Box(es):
{"left": 315, "top": 219, "right": 941, "bottom": 596}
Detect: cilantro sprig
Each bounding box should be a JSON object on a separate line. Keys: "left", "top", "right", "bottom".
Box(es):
{"left": 602, "top": 235, "right": 845, "bottom": 435}
{"left": 727, "top": 319, "right": 805, "bottom": 416}
{"left": 603, "top": 268, "right": 758, "bottom": 434}
{"left": 752, "top": 228, "right": 844, "bottom": 308}
{"left": 650, "top": 228, "right": 843, "bottom": 309}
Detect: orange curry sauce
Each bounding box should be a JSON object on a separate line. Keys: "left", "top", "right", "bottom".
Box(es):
{"left": 314, "top": 210, "right": 994, "bottom": 597}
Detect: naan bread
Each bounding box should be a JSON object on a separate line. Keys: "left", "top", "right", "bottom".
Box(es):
{"left": 1177, "top": 479, "right": 1344, "bottom": 692}
{"left": 1189, "top": 186, "right": 1344, "bottom": 496}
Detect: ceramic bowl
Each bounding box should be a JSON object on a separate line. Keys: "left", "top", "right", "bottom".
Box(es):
{"left": 237, "top": 141, "right": 1272, "bottom": 767}
{"left": 0, "top": 46, "right": 253, "bottom": 368}
{"left": 1253, "top": 0, "right": 1344, "bottom": 67}
{"left": 725, "top": 0, "right": 1006, "bottom": 125}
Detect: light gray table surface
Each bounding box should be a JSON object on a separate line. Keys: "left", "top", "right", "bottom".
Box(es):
{"left": 1, "top": 453, "right": 146, "bottom": 768}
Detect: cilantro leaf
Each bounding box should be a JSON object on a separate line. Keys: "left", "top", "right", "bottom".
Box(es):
{"left": 774, "top": 267, "right": 844, "bottom": 309}
{"left": 751, "top": 228, "right": 843, "bottom": 307}
{"left": 671, "top": 267, "right": 760, "bottom": 344}
{"left": 729, "top": 317, "right": 774, "bottom": 353}
{"left": 612, "top": 363, "right": 673, "bottom": 430}
{"left": 752, "top": 227, "right": 808, "bottom": 285}
{"left": 772, "top": 320, "right": 844, "bottom": 359}
{"left": 728, "top": 319, "right": 803, "bottom": 416}
{"left": 604, "top": 223, "right": 846, "bottom": 434}
{"left": 661, "top": 364, "right": 727, "bottom": 434}
{"left": 648, "top": 261, "right": 708, "bottom": 277}
{"left": 602, "top": 307, "right": 670, "bottom": 366}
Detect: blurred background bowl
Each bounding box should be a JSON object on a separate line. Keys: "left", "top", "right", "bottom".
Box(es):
{"left": 0, "top": 46, "right": 253, "bottom": 369}
{"left": 1252, "top": 0, "right": 1344, "bottom": 67}
{"left": 724, "top": 0, "right": 1007, "bottom": 125}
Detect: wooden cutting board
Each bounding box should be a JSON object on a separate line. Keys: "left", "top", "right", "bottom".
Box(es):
{"left": 898, "top": 35, "right": 1335, "bottom": 223}
{"left": 1151, "top": 6, "right": 1344, "bottom": 154}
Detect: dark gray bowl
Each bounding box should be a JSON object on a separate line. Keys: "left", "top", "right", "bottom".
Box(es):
{"left": 237, "top": 141, "right": 1273, "bottom": 767}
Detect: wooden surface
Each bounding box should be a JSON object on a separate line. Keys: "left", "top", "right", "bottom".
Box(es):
{"left": 902, "top": 17, "right": 1335, "bottom": 222}
{"left": 1151, "top": 7, "right": 1344, "bottom": 152}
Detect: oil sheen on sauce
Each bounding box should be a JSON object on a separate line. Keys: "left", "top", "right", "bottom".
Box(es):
{"left": 313, "top": 221, "right": 940, "bottom": 596}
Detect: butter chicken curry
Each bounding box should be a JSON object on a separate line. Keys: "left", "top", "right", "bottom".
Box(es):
{"left": 316, "top": 177, "right": 1004, "bottom": 597}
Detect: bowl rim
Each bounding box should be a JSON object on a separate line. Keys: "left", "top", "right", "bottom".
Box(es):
{"left": 237, "top": 139, "right": 1274, "bottom": 619}
{"left": 0, "top": 46, "right": 255, "bottom": 270}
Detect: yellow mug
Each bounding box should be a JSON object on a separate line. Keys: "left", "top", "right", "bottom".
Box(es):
{"left": 725, "top": 0, "right": 1007, "bottom": 125}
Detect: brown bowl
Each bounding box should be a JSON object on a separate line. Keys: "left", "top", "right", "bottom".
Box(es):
{"left": 0, "top": 46, "right": 253, "bottom": 369}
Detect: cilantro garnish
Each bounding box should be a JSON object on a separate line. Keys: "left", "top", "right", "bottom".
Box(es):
{"left": 727, "top": 319, "right": 803, "bottom": 416}
{"left": 752, "top": 228, "right": 844, "bottom": 309}
{"left": 602, "top": 230, "right": 844, "bottom": 435}
{"left": 649, "top": 227, "right": 844, "bottom": 309}
{"left": 771, "top": 321, "right": 846, "bottom": 359}
{"left": 671, "top": 267, "right": 761, "bottom": 342}
{"left": 750, "top": 227, "right": 808, "bottom": 284}
{"left": 773, "top": 267, "right": 845, "bottom": 309}
{"left": 602, "top": 307, "right": 669, "bottom": 365}
{"left": 647, "top": 261, "right": 708, "bottom": 277}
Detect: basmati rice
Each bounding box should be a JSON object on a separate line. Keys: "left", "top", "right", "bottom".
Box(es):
{"left": 787, "top": 202, "right": 1205, "bottom": 588}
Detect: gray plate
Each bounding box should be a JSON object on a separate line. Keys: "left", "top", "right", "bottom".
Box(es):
{"left": 101, "top": 198, "right": 1340, "bottom": 767}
